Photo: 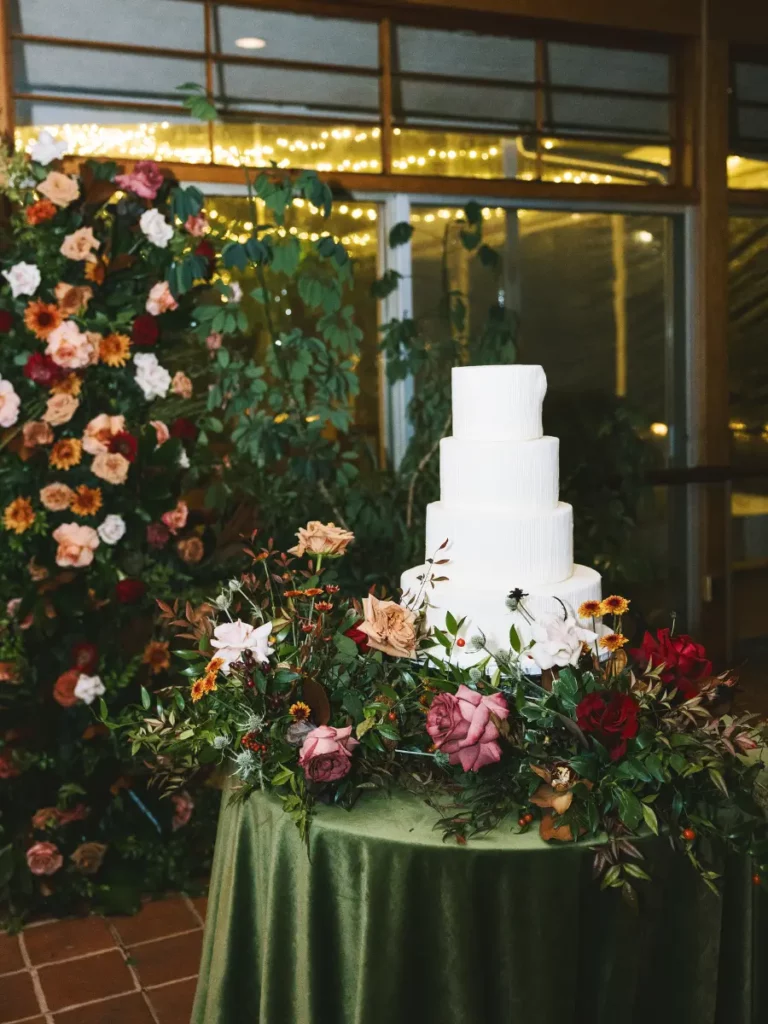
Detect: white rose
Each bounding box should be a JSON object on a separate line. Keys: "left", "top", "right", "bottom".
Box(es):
{"left": 97, "top": 514, "right": 126, "bottom": 545}
{"left": 74, "top": 674, "right": 106, "bottom": 705}
{"left": 178, "top": 447, "right": 190, "bottom": 469}
{"left": 229, "top": 281, "right": 243, "bottom": 304}
{"left": 527, "top": 614, "right": 597, "bottom": 672}
{"left": 140, "top": 208, "right": 174, "bottom": 249}
{"left": 2, "top": 262, "right": 41, "bottom": 298}
{"left": 30, "top": 130, "right": 68, "bottom": 166}
{"left": 0, "top": 379, "right": 21, "bottom": 428}
{"left": 134, "top": 352, "right": 171, "bottom": 401}
{"left": 210, "top": 620, "right": 274, "bottom": 673}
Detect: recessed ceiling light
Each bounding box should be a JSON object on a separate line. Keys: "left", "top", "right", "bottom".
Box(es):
{"left": 236, "top": 36, "right": 266, "bottom": 49}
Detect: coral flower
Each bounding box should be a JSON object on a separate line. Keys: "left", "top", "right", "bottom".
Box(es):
{"left": 142, "top": 640, "right": 170, "bottom": 675}
{"left": 49, "top": 437, "right": 82, "bottom": 470}
{"left": 578, "top": 600, "right": 603, "bottom": 619}
{"left": 70, "top": 485, "right": 103, "bottom": 517}
{"left": 3, "top": 497, "right": 35, "bottom": 534}
{"left": 83, "top": 413, "right": 125, "bottom": 456}
{"left": 25, "top": 199, "right": 58, "bottom": 225}
{"left": 600, "top": 595, "right": 630, "bottom": 616}
{"left": 99, "top": 333, "right": 131, "bottom": 367}
{"left": 23, "top": 300, "right": 62, "bottom": 340}
{"left": 52, "top": 523, "right": 99, "bottom": 568}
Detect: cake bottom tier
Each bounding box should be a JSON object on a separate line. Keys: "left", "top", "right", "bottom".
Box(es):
{"left": 400, "top": 563, "right": 602, "bottom": 669}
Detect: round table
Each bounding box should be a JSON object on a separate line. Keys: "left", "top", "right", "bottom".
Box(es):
{"left": 192, "top": 787, "right": 765, "bottom": 1024}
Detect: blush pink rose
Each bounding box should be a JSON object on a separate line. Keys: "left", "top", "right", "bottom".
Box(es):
{"left": 184, "top": 213, "right": 208, "bottom": 236}
{"left": 426, "top": 685, "right": 509, "bottom": 772}
{"left": 150, "top": 419, "right": 170, "bottom": 445}
{"left": 115, "top": 160, "right": 164, "bottom": 200}
{"left": 161, "top": 500, "right": 188, "bottom": 535}
{"left": 46, "top": 320, "right": 94, "bottom": 369}
{"left": 26, "top": 841, "right": 63, "bottom": 876}
{"left": 298, "top": 724, "right": 359, "bottom": 783}
{"left": 145, "top": 281, "right": 178, "bottom": 316}
{"left": 52, "top": 523, "right": 99, "bottom": 568}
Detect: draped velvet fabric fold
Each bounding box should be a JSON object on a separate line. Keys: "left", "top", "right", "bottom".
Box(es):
{"left": 193, "top": 788, "right": 765, "bottom": 1024}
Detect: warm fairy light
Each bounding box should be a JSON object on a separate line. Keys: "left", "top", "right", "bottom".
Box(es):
{"left": 634, "top": 230, "right": 654, "bottom": 244}
{"left": 543, "top": 140, "right": 554, "bottom": 149}
{"left": 729, "top": 420, "right": 747, "bottom": 431}
{"left": 650, "top": 422, "right": 668, "bottom": 437}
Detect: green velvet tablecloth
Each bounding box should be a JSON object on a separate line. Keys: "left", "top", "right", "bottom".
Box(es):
{"left": 192, "top": 787, "right": 766, "bottom": 1024}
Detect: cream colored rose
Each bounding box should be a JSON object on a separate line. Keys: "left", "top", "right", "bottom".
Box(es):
{"left": 43, "top": 393, "right": 79, "bottom": 426}
{"left": 52, "top": 522, "right": 99, "bottom": 568}
{"left": 82, "top": 413, "right": 125, "bottom": 455}
{"left": 91, "top": 452, "right": 130, "bottom": 485}
{"left": 358, "top": 594, "right": 417, "bottom": 658}
{"left": 38, "top": 171, "right": 80, "bottom": 208}
{"left": 288, "top": 521, "right": 354, "bottom": 558}
{"left": 46, "top": 321, "right": 94, "bottom": 369}
{"left": 60, "top": 227, "right": 100, "bottom": 263}
{"left": 40, "top": 483, "right": 74, "bottom": 512}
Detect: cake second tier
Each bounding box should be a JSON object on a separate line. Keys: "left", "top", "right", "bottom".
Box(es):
{"left": 425, "top": 500, "right": 573, "bottom": 587}
{"left": 440, "top": 435, "right": 559, "bottom": 510}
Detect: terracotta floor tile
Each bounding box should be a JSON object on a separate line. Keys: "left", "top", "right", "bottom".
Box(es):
{"left": 128, "top": 930, "right": 202, "bottom": 988}
{"left": 54, "top": 990, "right": 155, "bottom": 1024}
{"left": 112, "top": 897, "right": 198, "bottom": 946}
{"left": 23, "top": 916, "right": 115, "bottom": 966}
{"left": 0, "top": 970, "right": 40, "bottom": 1023}
{"left": 146, "top": 977, "right": 198, "bottom": 1024}
{"left": 190, "top": 895, "right": 208, "bottom": 922}
{"left": 0, "top": 932, "right": 25, "bottom": 975}
{"left": 38, "top": 948, "right": 135, "bottom": 1012}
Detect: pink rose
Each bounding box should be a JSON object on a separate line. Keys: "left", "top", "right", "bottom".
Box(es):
{"left": 184, "top": 213, "right": 208, "bottom": 236}
{"left": 147, "top": 522, "right": 170, "bottom": 548}
{"left": 150, "top": 419, "right": 170, "bottom": 445}
{"left": 52, "top": 522, "right": 99, "bottom": 568}
{"left": 298, "top": 724, "right": 359, "bottom": 783}
{"left": 171, "top": 371, "right": 193, "bottom": 399}
{"left": 161, "top": 500, "right": 188, "bottom": 535}
{"left": 115, "top": 160, "right": 164, "bottom": 200}
{"left": 46, "top": 320, "right": 95, "bottom": 369}
{"left": 145, "top": 281, "right": 178, "bottom": 316}
{"left": 426, "top": 685, "right": 509, "bottom": 772}
{"left": 171, "top": 790, "right": 194, "bottom": 830}
{"left": 26, "top": 841, "right": 63, "bottom": 876}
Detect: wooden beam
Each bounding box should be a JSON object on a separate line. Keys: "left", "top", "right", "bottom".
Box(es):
{"left": 378, "top": 17, "right": 393, "bottom": 175}
{"left": 0, "top": 0, "right": 14, "bottom": 146}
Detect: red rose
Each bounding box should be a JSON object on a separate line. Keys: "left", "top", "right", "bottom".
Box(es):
{"left": 131, "top": 314, "right": 159, "bottom": 348}
{"left": 194, "top": 240, "right": 216, "bottom": 278}
{"left": 344, "top": 623, "right": 370, "bottom": 653}
{"left": 23, "top": 352, "right": 64, "bottom": 388}
{"left": 109, "top": 431, "right": 138, "bottom": 463}
{"left": 72, "top": 642, "right": 99, "bottom": 673}
{"left": 0, "top": 310, "right": 13, "bottom": 333}
{"left": 115, "top": 579, "right": 146, "bottom": 604}
{"left": 146, "top": 522, "right": 170, "bottom": 549}
{"left": 576, "top": 690, "right": 639, "bottom": 761}
{"left": 632, "top": 629, "right": 711, "bottom": 699}
{"left": 170, "top": 417, "right": 197, "bottom": 441}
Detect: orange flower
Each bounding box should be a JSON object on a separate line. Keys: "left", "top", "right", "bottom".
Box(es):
{"left": 70, "top": 485, "right": 102, "bottom": 517}
{"left": 289, "top": 701, "right": 311, "bottom": 721}
{"left": 49, "top": 438, "right": 82, "bottom": 470}
{"left": 191, "top": 678, "right": 206, "bottom": 702}
{"left": 3, "top": 497, "right": 35, "bottom": 534}
{"left": 40, "top": 483, "right": 74, "bottom": 511}
{"left": 205, "top": 656, "right": 225, "bottom": 676}
{"left": 201, "top": 672, "right": 217, "bottom": 694}
{"left": 51, "top": 374, "right": 82, "bottom": 397}
{"left": 91, "top": 451, "right": 129, "bottom": 485}
{"left": 22, "top": 421, "right": 54, "bottom": 447}
{"left": 54, "top": 282, "right": 93, "bottom": 316}
{"left": 599, "top": 633, "right": 629, "bottom": 653}
{"left": 99, "top": 333, "right": 131, "bottom": 368}
{"left": 578, "top": 600, "right": 603, "bottom": 619}
{"left": 84, "top": 260, "right": 106, "bottom": 285}
{"left": 23, "top": 300, "right": 62, "bottom": 340}
{"left": 25, "top": 199, "right": 58, "bottom": 225}
{"left": 178, "top": 536, "right": 204, "bottom": 563}
{"left": 53, "top": 669, "right": 80, "bottom": 707}
{"left": 142, "top": 640, "right": 170, "bottom": 675}
{"left": 600, "top": 595, "right": 630, "bottom": 616}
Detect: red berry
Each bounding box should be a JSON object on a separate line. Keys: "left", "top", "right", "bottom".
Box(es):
{"left": 682, "top": 828, "right": 696, "bottom": 841}
{"left": 518, "top": 817, "right": 527, "bottom": 827}
{"left": 525, "top": 813, "right": 534, "bottom": 824}
{"left": 753, "top": 874, "right": 762, "bottom": 886}
{"left": 456, "top": 638, "right": 466, "bottom": 648}
{"left": 387, "top": 711, "right": 397, "bottom": 722}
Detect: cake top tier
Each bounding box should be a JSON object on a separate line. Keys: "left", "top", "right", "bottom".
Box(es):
{"left": 452, "top": 364, "right": 546, "bottom": 441}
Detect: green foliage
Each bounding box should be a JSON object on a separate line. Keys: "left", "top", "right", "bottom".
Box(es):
{"left": 176, "top": 83, "right": 217, "bottom": 122}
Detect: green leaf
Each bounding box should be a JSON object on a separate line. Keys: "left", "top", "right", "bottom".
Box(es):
{"left": 642, "top": 802, "right": 659, "bottom": 835}
{"left": 617, "top": 788, "right": 644, "bottom": 830}
{"left": 509, "top": 624, "right": 521, "bottom": 652}
{"left": 389, "top": 222, "right": 413, "bottom": 247}
{"left": 271, "top": 236, "right": 301, "bottom": 277}
{"left": 445, "top": 610, "right": 458, "bottom": 635}
{"left": 370, "top": 269, "right": 402, "bottom": 300}
{"left": 709, "top": 767, "right": 729, "bottom": 797}
{"left": 464, "top": 200, "right": 482, "bottom": 226}
{"left": 377, "top": 723, "right": 400, "bottom": 742}
{"left": 623, "top": 862, "right": 652, "bottom": 882}
{"left": 477, "top": 244, "right": 500, "bottom": 270}
{"left": 140, "top": 686, "right": 151, "bottom": 710}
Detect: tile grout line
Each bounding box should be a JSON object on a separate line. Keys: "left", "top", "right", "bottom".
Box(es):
{"left": 17, "top": 930, "right": 55, "bottom": 1024}
{"left": 4, "top": 1013, "right": 52, "bottom": 1024}
{"left": 145, "top": 972, "right": 199, "bottom": 991}
{"left": 107, "top": 919, "right": 163, "bottom": 1024}
{"left": 34, "top": 987, "right": 139, "bottom": 1017}
{"left": 125, "top": 924, "right": 203, "bottom": 949}
{"left": 182, "top": 892, "right": 206, "bottom": 929}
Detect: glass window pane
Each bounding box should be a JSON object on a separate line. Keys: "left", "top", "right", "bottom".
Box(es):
{"left": 212, "top": 122, "right": 380, "bottom": 171}
{"left": 217, "top": 64, "right": 379, "bottom": 120}
{"left": 728, "top": 216, "right": 768, "bottom": 448}
{"left": 546, "top": 93, "right": 669, "bottom": 138}
{"left": 737, "top": 107, "right": 768, "bottom": 143}
{"left": 397, "top": 80, "right": 534, "bottom": 130}
{"left": 394, "top": 26, "right": 535, "bottom": 81}
{"left": 15, "top": 117, "right": 211, "bottom": 163}
{"left": 12, "top": 0, "right": 204, "bottom": 49}
{"left": 728, "top": 154, "right": 768, "bottom": 189}
{"left": 734, "top": 62, "right": 768, "bottom": 103}
{"left": 547, "top": 42, "right": 670, "bottom": 95}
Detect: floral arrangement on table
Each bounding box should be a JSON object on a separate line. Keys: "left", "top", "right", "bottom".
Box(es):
{"left": 0, "top": 134, "right": 230, "bottom": 921}
{"left": 116, "top": 521, "right": 768, "bottom": 902}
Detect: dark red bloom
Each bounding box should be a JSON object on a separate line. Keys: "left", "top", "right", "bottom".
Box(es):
{"left": 71, "top": 642, "right": 99, "bottom": 673}
{"left": 0, "top": 310, "right": 13, "bottom": 333}
{"left": 170, "top": 417, "right": 197, "bottom": 442}
{"left": 115, "top": 579, "right": 146, "bottom": 604}
{"left": 576, "top": 691, "right": 639, "bottom": 761}
{"left": 344, "top": 623, "right": 370, "bottom": 654}
{"left": 109, "top": 431, "right": 138, "bottom": 463}
{"left": 131, "top": 314, "right": 159, "bottom": 348}
{"left": 146, "top": 522, "right": 170, "bottom": 549}
{"left": 23, "top": 352, "right": 64, "bottom": 388}
{"left": 194, "top": 240, "right": 216, "bottom": 279}
{"left": 631, "top": 628, "right": 712, "bottom": 699}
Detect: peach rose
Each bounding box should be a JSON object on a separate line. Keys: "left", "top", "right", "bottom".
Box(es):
{"left": 171, "top": 371, "right": 192, "bottom": 399}
{"left": 178, "top": 536, "right": 204, "bottom": 563}
{"left": 358, "top": 594, "right": 417, "bottom": 658}
{"left": 55, "top": 282, "right": 93, "bottom": 315}
{"left": 145, "top": 281, "right": 178, "bottom": 316}
{"left": 22, "top": 420, "right": 54, "bottom": 447}
{"left": 91, "top": 452, "right": 129, "bottom": 485}
{"left": 60, "top": 226, "right": 100, "bottom": 263}
{"left": 150, "top": 419, "right": 169, "bottom": 445}
{"left": 161, "top": 500, "right": 188, "bottom": 535}
{"left": 82, "top": 413, "right": 125, "bottom": 456}
{"left": 70, "top": 841, "right": 107, "bottom": 875}
{"left": 26, "top": 841, "right": 63, "bottom": 875}
{"left": 52, "top": 522, "right": 99, "bottom": 568}
{"left": 46, "top": 321, "right": 94, "bottom": 369}
{"left": 43, "top": 393, "right": 79, "bottom": 426}
{"left": 31, "top": 807, "right": 61, "bottom": 830}
{"left": 288, "top": 521, "right": 355, "bottom": 558}
{"left": 40, "top": 483, "right": 74, "bottom": 511}
{"left": 184, "top": 213, "right": 208, "bottom": 236}
{"left": 53, "top": 669, "right": 80, "bottom": 706}
{"left": 37, "top": 171, "right": 79, "bottom": 208}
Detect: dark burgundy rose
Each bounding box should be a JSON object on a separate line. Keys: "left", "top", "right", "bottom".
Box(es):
{"left": 23, "top": 352, "right": 64, "bottom": 388}
{"left": 146, "top": 522, "right": 170, "bottom": 549}
{"left": 631, "top": 628, "right": 712, "bottom": 699}
{"left": 194, "top": 240, "right": 216, "bottom": 279}
{"left": 576, "top": 691, "right": 639, "bottom": 761}
{"left": 344, "top": 623, "right": 370, "bottom": 653}
{"left": 0, "top": 310, "right": 13, "bottom": 333}
{"left": 115, "top": 579, "right": 146, "bottom": 604}
{"left": 131, "top": 314, "right": 159, "bottom": 348}
{"left": 71, "top": 642, "right": 99, "bottom": 673}
{"left": 170, "top": 417, "right": 197, "bottom": 442}
{"left": 109, "top": 431, "right": 138, "bottom": 463}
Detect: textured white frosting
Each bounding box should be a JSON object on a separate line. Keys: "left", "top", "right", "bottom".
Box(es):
{"left": 452, "top": 364, "right": 546, "bottom": 441}
{"left": 440, "top": 435, "right": 559, "bottom": 510}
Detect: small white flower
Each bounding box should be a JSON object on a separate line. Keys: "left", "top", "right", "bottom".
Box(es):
{"left": 2, "top": 261, "right": 41, "bottom": 298}
{"left": 0, "top": 378, "right": 21, "bottom": 428}
{"left": 211, "top": 619, "right": 274, "bottom": 673}
{"left": 134, "top": 352, "right": 171, "bottom": 401}
{"left": 30, "top": 130, "right": 68, "bottom": 166}
{"left": 528, "top": 614, "right": 597, "bottom": 672}
{"left": 74, "top": 674, "right": 105, "bottom": 705}
{"left": 97, "top": 514, "right": 126, "bottom": 545}
{"left": 178, "top": 447, "right": 190, "bottom": 469}
{"left": 229, "top": 281, "right": 243, "bottom": 304}
{"left": 215, "top": 591, "right": 232, "bottom": 611}
{"left": 213, "top": 735, "right": 229, "bottom": 750}
{"left": 139, "top": 208, "right": 174, "bottom": 249}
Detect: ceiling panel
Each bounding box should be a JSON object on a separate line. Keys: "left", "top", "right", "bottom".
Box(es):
{"left": 13, "top": 0, "right": 204, "bottom": 50}
{"left": 395, "top": 26, "right": 535, "bottom": 82}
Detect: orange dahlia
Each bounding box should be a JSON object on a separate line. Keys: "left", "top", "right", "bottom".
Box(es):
{"left": 23, "top": 300, "right": 62, "bottom": 340}
{"left": 142, "top": 641, "right": 171, "bottom": 675}
{"left": 84, "top": 260, "right": 106, "bottom": 285}
{"left": 600, "top": 595, "right": 630, "bottom": 616}
{"left": 599, "top": 633, "right": 629, "bottom": 653}
{"left": 50, "top": 373, "right": 82, "bottom": 397}
{"left": 99, "top": 333, "right": 131, "bottom": 368}
{"left": 191, "top": 678, "right": 206, "bottom": 702}
{"left": 49, "top": 437, "right": 82, "bottom": 470}
{"left": 70, "top": 485, "right": 102, "bottom": 517}
{"left": 205, "top": 656, "right": 225, "bottom": 676}
{"left": 3, "top": 497, "right": 35, "bottom": 534}
{"left": 201, "top": 672, "right": 217, "bottom": 694}
{"left": 25, "top": 199, "right": 58, "bottom": 225}
{"left": 578, "top": 600, "right": 603, "bottom": 619}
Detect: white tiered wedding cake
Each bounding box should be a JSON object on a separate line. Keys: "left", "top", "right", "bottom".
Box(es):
{"left": 400, "top": 364, "right": 603, "bottom": 664}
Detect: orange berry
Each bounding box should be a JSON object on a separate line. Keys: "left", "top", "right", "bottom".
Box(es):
{"left": 456, "top": 638, "right": 466, "bottom": 648}
{"left": 682, "top": 828, "right": 696, "bottom": 842}
{"left": 387, "top": 711, "right": 397, "bottom": 722}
